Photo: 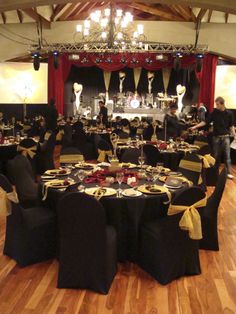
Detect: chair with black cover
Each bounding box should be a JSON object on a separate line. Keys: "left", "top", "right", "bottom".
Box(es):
{"left": 36, "top": 131, "right": 56, "bottom": 174}
{"left": 121, "top": 148, "right": 146, "bottom": 164}
{"left": 178, "top": 153, "right": 203, "bottom": 186}
{"left": 138, "top": 187, "right": 205, "bottom": 285}
{"left": 57, "top": 192, "right": 117, "bottom": 294}
{"left": 0, "top": 174, "right": 56, "bottom": 267}
{"left": 198, "top": 144, "right": 219, "bottom": 187}
{"left": 60, "top": 147, "right": 84, "bottom": 164}
{"left": 143, "top": 144, "right": 162, "bottom": 167}
{"left": 199, "top": 167, "right": 227, "bottom": 251}
{"left": 7, "top": 153, "right": 39, "bottom": 208}
{"left": 97, "top": 139, "right": 113, "bottom": 162}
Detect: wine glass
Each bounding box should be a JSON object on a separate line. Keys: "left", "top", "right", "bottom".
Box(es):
{"left": 77, "top": 169, "right": 86, "bottom": 190}
{"left": 116, "top": 172, "right": 124, "bottom": 198}
{"left": 138, "top": 156, "right": 145, "bottom": 171}
{"left": 156, "top": 162, "right": 164, "bottom": 179}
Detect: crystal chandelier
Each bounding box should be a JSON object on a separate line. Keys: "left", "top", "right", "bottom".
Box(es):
{"left": 75, "top": 3, "right": 146, "bottom": 51}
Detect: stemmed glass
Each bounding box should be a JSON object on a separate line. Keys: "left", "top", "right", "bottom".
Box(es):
{"left": 138, "top": 156, "right": 145, "bottom": 172}
{"left": 77, "top": 169, "right": 86, "bottom": 191}
{"left": 156, "top": 162, "right": 164, "bottom": 180}
{"left": 116, "top": 172, "right": 124, "bottom": 198}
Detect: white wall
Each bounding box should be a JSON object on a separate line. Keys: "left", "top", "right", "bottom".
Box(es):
{"left": 0, "top": 21, "right": 236, "bottom": 61}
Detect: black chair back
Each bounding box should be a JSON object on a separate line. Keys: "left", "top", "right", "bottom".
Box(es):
{"left": 121, "top": 148, "right": 146, "bottom": 164}
{"left": 199, "top": 167, "right": 227, "bottom": 251}
{"left": 178, "top": 153, "right": 202, "bottom": 186}
{"left": 172, "top": 186, "right": 206, "bottom": 207}
{"left": 143, "top": 144, "right": 162, "bottom": 166}
{"left": 57, "top": 192, "right": 116, "bottom": 293}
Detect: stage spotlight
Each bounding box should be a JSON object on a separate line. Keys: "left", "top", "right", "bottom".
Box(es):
{"left": 53, "top": 51, "right": 59, "bottom": 69}
{"left": 196, "top": 54, "right": 204, "bottom": 73}
{"left": 173, "top": 52, "right": 182, "bottom": 71}
{"left": 32, "top": 52, "right": 40, "bottom": 71}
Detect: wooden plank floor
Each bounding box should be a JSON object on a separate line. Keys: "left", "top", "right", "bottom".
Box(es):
{"left": 0, "top": 168, "right": 236, "bottom": 314}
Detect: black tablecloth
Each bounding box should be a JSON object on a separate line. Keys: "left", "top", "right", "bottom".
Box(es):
{"left": 42, "top": 171, "right": 186, "bottom": 262}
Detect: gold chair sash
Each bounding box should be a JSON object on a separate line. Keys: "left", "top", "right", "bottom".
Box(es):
{"left": 194, "top": 140, "right": 207, "bottom": 148}
{"left": 179, "top": 159, "right": 202, "bottom": 184}
{"left": 97, "top": 149, "right": 113, "bottom": 163}
{"left": 60, "top": 154, "right": 84, "bottom": 164}
{"left": 56, "top": 130, "right": 64, "bottom": 141}
{"left": 44, "top": 131, "right": 51, "bottom": 141}
{"left": 0, "top": 187, "right": 19, "bottom": 216}
{"left": 198, "top": 154, "right": 216, "bottom": 169}
{"left": 168, "top": 196, "right": 207, "bottom": 240}
{"left": 17, "top": 145, "right": 37, "bottom": 159}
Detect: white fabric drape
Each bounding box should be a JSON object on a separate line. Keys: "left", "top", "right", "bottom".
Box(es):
{"left": 103, "top": 71, "right": 111, "bottom": 101}
{"left": 0, "top": 187, "right": 19, "bottom": 216}
{"left": 162, "top": 67, "right": 171, "bottom": 93}
{"left": 133, "top": 68, "right": 142, "bottom": 93}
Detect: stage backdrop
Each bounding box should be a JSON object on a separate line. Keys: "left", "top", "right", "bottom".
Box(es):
{"left": 48, "top": 53, "right": 218, "bottom": 114}
{"left": 215, "top": 65, "right": 236, "bottom": 109}
{"left": 0, "top": 62, "right": 48, "bottom": 104}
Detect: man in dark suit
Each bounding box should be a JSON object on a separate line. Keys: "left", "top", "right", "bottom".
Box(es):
{"left": 45, "top": 98, "right": 58, "bottom": 131}
{"left": 98, "top": 101, "right": 108, "bottom": 126}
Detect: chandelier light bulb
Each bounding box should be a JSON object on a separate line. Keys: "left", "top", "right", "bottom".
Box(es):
{"left": 95, "top": 10, "right": 101, "bottom": 17}
{"left": 132, "top": 40, "right": 136, "bottom": 46}
{"left": 114, "top": 17, "right": 119, "bottom": 24}
{"left": 76, "top": 24, "right": 82, "bottom": 32}
{"left": 104, "top": 8, "right": 110, "bottom": 16}
{"left": 125, "top": 12, "right": 133, "bottom": 22}
{"left": 101, "top": 31, "right": 107, "bottom": 39}
{"left": 133, "top": 31, "right": 138, "bottom": 38}
{"left": 117, "top": 32, "right": 123, "bottom": 39}
{"left": 116, "top": 9, "right": 123, "bottom": 17}
{"left": 84, "top": 20, "right": 90, "bottom": 28}
{"left": 121, "top": 20, "right": 128, "bottom": 28}
{"left": 84, "top": 28, "right": 89, "bottom": 36}
{"left": 137, "top": 24, "right": 144, "bottom": 34}
{"left": 101, "top": 18, "right": 108, "bottom": 27}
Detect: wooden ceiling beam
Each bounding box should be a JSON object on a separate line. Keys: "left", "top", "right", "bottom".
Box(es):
{"left": 1, "top": 12, "right": 6, "bottom": 24}
{"left": 58, "top": 3, "right": 81, "bottom": 21}
{"left": 17, "top": 9, "right": 23, "bottom": 22}
{"left": 225, "top": 12, "right": 229, "bottom": 23}
{"left": 129, "top": 3, "right": 185, "bottom": 21}
{"left": 21, "top": 7, "right": 51, "bottom": 28}
{"left": 207, "top": 9, "right": 212, "bottom": 22}
{"left": 1, "top": 0, "right": 236, "bottom": 15}
{"left": 197, "top": 8, "right": 207, "bottom": 21}
{"left": 50, "top": 3, "right": 71, "bottom": 21}
{"left": 170, "top": 5, "right": 195, "bottom": 21}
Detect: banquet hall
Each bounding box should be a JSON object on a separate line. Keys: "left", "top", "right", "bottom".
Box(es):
{"left": 0, "top": 0, "right": 236, "bottom": 313}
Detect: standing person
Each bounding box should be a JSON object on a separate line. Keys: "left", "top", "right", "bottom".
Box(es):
{"left": 164, "top": 103, "right": 180, "bottom": 139}
{"left": 45, "top": 98, "right": 58, "bottom": 131}
{"left": 98, "top": 100, "right": 108, "bottom": 127}
{"left": 190, "top": 97, "right": 236, "bottom": 179}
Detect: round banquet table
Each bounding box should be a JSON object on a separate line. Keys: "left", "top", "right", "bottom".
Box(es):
{"left": 42, "top": 168, "right": 187, "bottom": 262}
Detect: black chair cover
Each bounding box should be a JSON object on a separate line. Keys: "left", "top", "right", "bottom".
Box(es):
{"left": 199, "top": 168, "right": 227, "bottom": 251}
{"left": 138, "top": 187, "right": 205, "bottom": 285}
{"left": 178, "top": 153, "right": 203, "bottom": 186}
{"left": 121, "top": 148, "right": 146, "bottom": 164}
{"left": 57, "top": 192, "right": 117, "bottom": 294}
{"left": 143, "top": 144, "right": 162, "bottom": 166}
{"left": 7, "top": 154, "right": 39, "bottom": 207}
{"left": 0, "top": 174, "right": 57, "bottom": 267}
{"left": 36, "top": 131, "right": 56, "bottom": 174}
{"left": 198, "top": 145, "right": 219, "bottom": 187}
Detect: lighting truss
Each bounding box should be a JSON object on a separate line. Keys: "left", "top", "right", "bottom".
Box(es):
{"left": 29, "top": 42, "right": 208, "bottom": 54}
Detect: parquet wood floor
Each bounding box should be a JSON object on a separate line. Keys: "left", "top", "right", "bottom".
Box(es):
{"left": 0, "top": 167, "right": 236, "bottom": 314}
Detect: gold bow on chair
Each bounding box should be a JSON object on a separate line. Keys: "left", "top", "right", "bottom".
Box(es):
{"left": 44, "top": 131, "right": 52, "bottom": 141}
{"left": 0, "top": 187, "right": 19, "bottom": 216}
{"left": 179, "top": 159, "right": 203, "bottom": 184}
{"left": 17, "top": 145, "right": 37, "bottom": 159}
{"left": 198, "top": 154, "right": 216, "bottom": 169}
{"left": 97, "top": 149, "right": 113, "bottom": 163}
{"left": 167, "top": 196, "right": 207, "bottom": 240}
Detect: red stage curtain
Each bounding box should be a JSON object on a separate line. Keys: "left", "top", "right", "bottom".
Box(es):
{"left": 196, "top": 54, "right": 218, "bottom": 112}
{"left": 48, "top": 53, "right": 217, "bottom": 114}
